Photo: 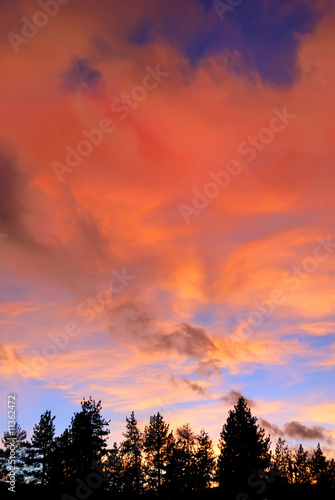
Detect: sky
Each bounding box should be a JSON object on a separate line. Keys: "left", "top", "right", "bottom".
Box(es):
{"left": 0, "top": 0, "right": 335, "bottom": 457}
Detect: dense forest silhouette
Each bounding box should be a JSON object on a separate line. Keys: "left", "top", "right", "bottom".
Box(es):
{"left": 1, "top": 396, "right": 334, "bottom": 499}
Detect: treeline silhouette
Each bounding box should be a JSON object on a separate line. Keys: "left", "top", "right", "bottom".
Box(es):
{"left": 1, "top": 396, "right": 334, "bottom": 499}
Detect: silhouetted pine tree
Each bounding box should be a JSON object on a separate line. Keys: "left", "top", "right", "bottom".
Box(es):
{"left": 326, "top": 458, "right": 335, "bottom": 488}
{"left": 0, "top": 446, "right": 5, "bottom": 481}
{"left": 175, "top": 422, "right": 196, "bottom": 491}
{"left": 69, "top": 397, "right": 110, "bottom": 478}
{"left": 164, "top": 433, "right": 185, "bottom": 494}
{"left": 164, "top": 423, "right": 197, "bottom": 493}
{"left": 294, "top": 444, "right": 309, "bottom": 484}
{"left": 193, "top": 428, "right": 215, "bottom": 491}
{"left": 311, "top": 443, "right": 328, "bottom": 486}
{"left": 28, "top": 410, "right": 56, "bottom": 486}
{"left": 49, "top": 428, "right": 72, "bottom": 487}
{"left": 1, "top": 423, "right": 30, "bottom": 484}
{"left": 273, "top": 437, "right": 292, "bottom": 484}
{"left": 217, "top": 396, "right": 270, "bottom": 493}
{"left": 49, "top": 397, "right": 110, "bottom": 489}
{"left": 106, "top": 442, "right": 125, "bottom": 494}
{"left": 143, "top": 412, "right": 174, "bottom": 494}
{"left": 121, "top": 411, "right": 144, "bottom": 495}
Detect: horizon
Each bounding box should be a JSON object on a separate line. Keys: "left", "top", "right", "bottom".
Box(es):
{"left": 1, "top": 394, "right": 333, "bottom": 459}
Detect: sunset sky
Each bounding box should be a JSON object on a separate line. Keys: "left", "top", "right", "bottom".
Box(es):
{"left": 0, "top": 0, "right": 335, "bottom": 456}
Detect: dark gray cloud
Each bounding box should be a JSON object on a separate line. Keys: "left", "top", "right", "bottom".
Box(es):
{"left": 195, "top": 359, "right": 221, "bottom": 377}
{"left": 220, "top": 390, "right": 256, "bottom": 408}
{"left": 169, "top": 374, "right": 210, "bottom": 398}
{"left": 0, "top": 150, "right": 52, "bottom": 255}
{"left": 0, "top": 150, "right": 28, "bottom": 238}
{"left": 109, "top": 302, "right": 216, "bottom": 360}
{"left": 259, "top": 418, "right": 283, "bottom": 437}
{"left": 154, "top": 322, "right": 216, "bottom": 359}
{"left": 0, "top": 148, "right": 116, "bottom": 293}
{"left": 180, "top": 375, "right": 208, "bottom": 397}
{"left": 258, "top": 419, "right": 333, "bottom": 444}
{"left": 284, "top": 421, "right": 332, "bottom": 444}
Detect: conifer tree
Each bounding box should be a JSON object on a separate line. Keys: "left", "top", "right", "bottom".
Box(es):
{"left": 194, "top": 428, "right": 215, "bottom": 491}
{"left": 273, "top": 437, "right": 292, "bottom": 484}
{"left": 1, "top": 423, "right": 29, "bottom": 484}
{"left": 70, "top": 397, "right": 110, "bottom": 476}
{"left": 47, "top": 428, "right": 71, "bottom": 488}
{"left": 175, "top": 422, "right": 196, "bottom": 491}
{"left": 121, "top": 411, "right": 143, "bottom": 495}
{"left": 106, "top": 442, "right": 125, "bottom": 494}
{"left": 294, "top": 444, "right": 309, "bottom": 484}
{"left": 51, "top": 397, "right": 110, "bottom": 487}
{"left": 162, "top": 430, "right": 180, "bottom": 493}
{"left": 143, "top": 412, "right": 174, "bottom": 494}
{"left": 217, "top": 396, "right": 270, "bottom": 492}
{"left": 326, "top": 458, "right": 335, "bottom": 488}
{"left": 311, "top": 443, "right": 328, "bottom": 486}
{"left": 165, "top": 422, "right": 196, "bottom": 493}
{"left": 29, "top": 410, "right": 56, "bottom": 486}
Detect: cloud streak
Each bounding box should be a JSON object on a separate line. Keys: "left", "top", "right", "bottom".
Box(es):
{"left": 259, "top": 419, "right": 333, "bottom": 445}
